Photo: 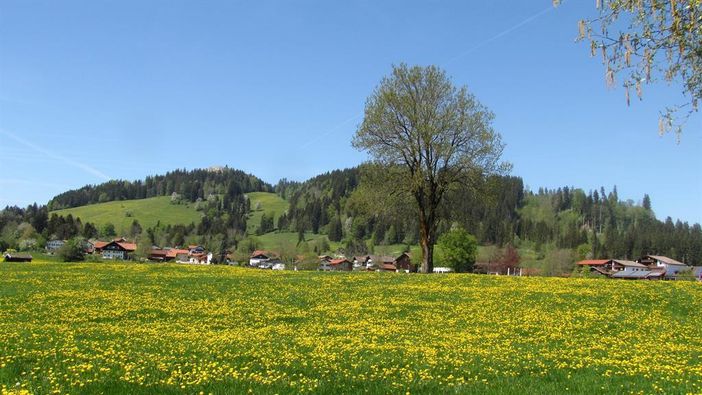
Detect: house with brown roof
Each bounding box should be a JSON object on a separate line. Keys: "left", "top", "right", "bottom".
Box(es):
{"left": 638, "top": 255, "right": 690, "bottom": 279}
{"left": 148, "top": 249, "right": 168, "bottom": 261}
{"left": 250, "top": 250, "right": 274, "bottom": 266}
{"left": 99, "top": 240, "right": 137, "bottom": 260}
{"left": 149, "top": 247, "right": 203, "bottom": 263}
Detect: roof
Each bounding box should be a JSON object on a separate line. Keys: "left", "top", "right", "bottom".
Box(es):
{"left": 100, "top": 240, "right": 136, "bottom": 251}
{"left": 250, "top": 250, "right": 269, "bottom": 258}
{"left": 369, "top": 255, "right": 395, "bottom": 264}
{"left": 646, "top": 255, "right": 687, "bottom": 266}
{"left": 612, "top": 270, "right": 651, "bottom": 278}
{"left": 166, "top": 249, "right": 190, "bottom": 258}
{"left": 577, "top": 259, "right": 611, "bottom": 266}
{"left": 116, "top": 242, "right": 137, "bottom": 251}
{"left": 329, "top": 258, "right": 350, "bottom": 265}
{"left": 381, "top": 263, "right": 397, "bottom": 271}
{"left": 4, "top": 253, "right": 33, "bottom": 259}
{"left": 612, "top": 260, "right": 647, "bottom": 268}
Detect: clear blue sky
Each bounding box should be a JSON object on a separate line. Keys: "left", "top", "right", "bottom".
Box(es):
{"left": 1, "top": 1, "right": 700, "bottom": 224}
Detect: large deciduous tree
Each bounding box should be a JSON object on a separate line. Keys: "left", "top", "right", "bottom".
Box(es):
{"left": 353, "top": 64, "right": 506, "bottom": 273}
{"left": 559, "top": 0, "right": 701, "bottom": 137}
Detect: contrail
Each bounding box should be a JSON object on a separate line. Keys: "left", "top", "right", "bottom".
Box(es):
{"left": 0, "top": 129, "right": 111, "bottom": 181}
{"left": 300, "top": 114, "right": 363, "bottom": 149}
{"left": 445, "top": 5, "right": 555, "bottom": 65}
{"left": 300, "top": 6, "right": 555, "bottom": 150}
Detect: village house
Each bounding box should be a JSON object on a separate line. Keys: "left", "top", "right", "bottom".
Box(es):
{"left": 577, "top": 259, "right": 652, "bottom": 279}
{"left": 319, "top": 255, "right": 333, "bottom": 270}
{"left": 98, "top": 239, "right": 137, "bottom": 260}
{"left": 609, "top": 260, "right": 651, "bottom": 279}
{"left": 576, "top": 259, "right": 615, "bottom": 276}
{"left": 351, "top": 255, "right": 371, "bottom": 270}
{"left": 45, "top": 239, "right": 65, "bottom": 253}
{"left": 350, "top": 253, "right": 415, "bottom": 272}
{"left": 249, "top": 250, "right": 272, "bottom": 266}
{"left": 81, "top": 240, "right": 95, "bottom": 254}
{"left": 148, "top": 247, "right": 205, "bottom": 264}
{"left": 319, "top": 257, "right": 352, "bottom": 271}
{"left": 189, "top": 251, "right": 213, "bottom": 264}
{"left": 393, "top": 252, "right": 414, "bottom": 272}
{"left": 576, "top": 258, "right": 680, "bottom": 280}
{"left": 638, "top": 255, "right": 690, "bottom": 279}
{"left": 148, "top": 249, "right": 168, "bottom": 261}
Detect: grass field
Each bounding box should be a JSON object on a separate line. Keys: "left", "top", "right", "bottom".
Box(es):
{"left": 1, "top": 263, "right": 700, "bottom": 394}
{"left": 51, "top": 197, "right": 202, "bottom": 235}
{"left": 245, "top": 192, "right": 289, "bottom": 235}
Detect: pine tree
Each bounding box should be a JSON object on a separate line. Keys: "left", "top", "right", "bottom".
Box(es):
{"left": 643, "top": 194, "right": 652, "bottom": 211}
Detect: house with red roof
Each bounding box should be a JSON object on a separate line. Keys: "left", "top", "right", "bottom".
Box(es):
{"left": 319, "top": 257, "right": 352, "bottom": 271}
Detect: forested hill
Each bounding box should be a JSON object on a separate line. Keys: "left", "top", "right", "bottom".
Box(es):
{"left": 275, "top": 168, "right": 702, "bottom": 264}
{"left": 1, "top": 165, "right": 700, "bottom": 265}
{"left": 47, "top": 167, "right": 272, "bottom": 210}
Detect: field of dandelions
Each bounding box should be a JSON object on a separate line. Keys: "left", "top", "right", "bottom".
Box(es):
{"left": 1, "top": 263, "right": 700, "bottom": 394}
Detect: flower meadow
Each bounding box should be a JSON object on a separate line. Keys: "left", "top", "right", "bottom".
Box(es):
{"left": 0, "top": 263, "right": 700, "bottom": 394}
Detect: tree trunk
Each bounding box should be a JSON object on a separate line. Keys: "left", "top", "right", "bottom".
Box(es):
{"left": 420, "top": 236, "right": 434, "bottom": 274}
{"left": 418, "top": 208, "right": 435, "bottom": 274}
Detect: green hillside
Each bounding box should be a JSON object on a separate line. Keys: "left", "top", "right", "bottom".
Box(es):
{"left": 245, "top": 192, "right": 289, "bottom": 234}
{"left": 51, "top": 196, "right": 202, "bottom": 235}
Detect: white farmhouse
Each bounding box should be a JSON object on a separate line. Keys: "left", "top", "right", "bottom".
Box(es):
{"left": 638, "top": 255, "right": 690, "bottom": 279}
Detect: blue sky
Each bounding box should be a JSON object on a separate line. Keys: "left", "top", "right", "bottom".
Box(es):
{"left": 1, "top": 1, "right": 700, "bottom": 224}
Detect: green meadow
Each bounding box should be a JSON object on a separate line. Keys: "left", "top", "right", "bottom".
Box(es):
{"left": 1, "top": 263, "right": 700, "bottom": 394}
{"left": 51, "top": 196, "right": 202, "bottom": 235}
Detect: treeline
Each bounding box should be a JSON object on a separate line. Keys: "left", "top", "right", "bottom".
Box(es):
{"left": 3, "top": 165, "right": 700, "bottom": 265}
{"left": 275, "top": 168, "right": 360, "bottom": 235}
{"left": 275, "top": 168, "right": 702, "bottom": 264}
{"left": 516, "top": 187, "right": 702, "bottom": 263}
{"left": 48, "top": 167, "right": 271, "bottom": 210}
{"left": 276, "top": 170, "right": 525, "bottom": 254}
